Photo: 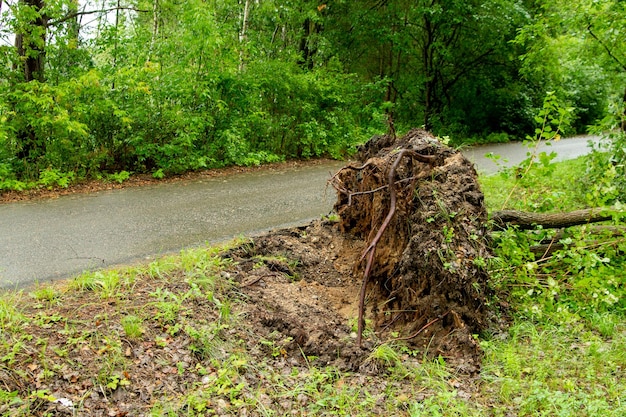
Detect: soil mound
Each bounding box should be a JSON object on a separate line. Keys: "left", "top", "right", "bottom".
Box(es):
{"left": 226, "top": 129, "right": 493, "bottom": 373}
{"left": 330, "top": 129, "right": 492, "bottom": 364}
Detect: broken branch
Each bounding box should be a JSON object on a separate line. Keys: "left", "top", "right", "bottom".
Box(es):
{"left": 491, "top": 208, "right": 615, "bottom": 230}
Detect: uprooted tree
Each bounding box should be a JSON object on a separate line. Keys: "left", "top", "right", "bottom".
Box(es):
{"left": 330, "top": 129, "right": 491, "bottom": 361}
{"left": 329, "top": 128, "right": 623, "bottom": 360}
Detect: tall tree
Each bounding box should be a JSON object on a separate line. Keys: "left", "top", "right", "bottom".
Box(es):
{"left": 14, "top": 0, "right": 47, "bottom": 82}
{"left": 580, "top": 0, "right": 626, "bottom": 130}
{"left": 318, "top": 0, "right": 528, "bottom": 133}
{"left": 516, "top": 0, "right": 624, "bottom": 132}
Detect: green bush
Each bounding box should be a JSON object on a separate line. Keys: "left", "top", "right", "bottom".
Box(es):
{"left": 583, "top": 129, "right": 626, "bottom": 206}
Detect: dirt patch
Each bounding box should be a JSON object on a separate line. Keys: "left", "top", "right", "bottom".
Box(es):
{"left": 224, "top": 221, "right": 367, "bottom": 369}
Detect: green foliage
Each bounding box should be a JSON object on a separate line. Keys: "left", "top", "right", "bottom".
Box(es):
{"left": 106, "top": 171, "right": 130, "bottom": 184}
{"left": 583, "top": 128, "right": 626, "bottom": 206}
{"left": 2, "top": 80, "right": 89, "bottom": 176}
{"left": 490, "top": 222, "right": 626, "bottom": 319}
{"left": 484, "top": 142, "right": 626, "bottom": 323}
{"left": 0, "top": 0, "right": 620, "bottom": 184}
{"left": 38, "top": 168, "right": 75, "bottom": 189}
{"left": 120, "top": 315, "right": 144, "bottom": 339}
{"left": 514, "top": 0, "right": 624, "bottom": 134}
{"left": 1, "top": 0, "right": 383, "bottom": 183}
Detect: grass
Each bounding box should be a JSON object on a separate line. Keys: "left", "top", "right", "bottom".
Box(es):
{"left": 0, "top": 155, "right": 625, "bottom": 416}
{"left": 479, "top": 156, "right": 589, "bottom": 212}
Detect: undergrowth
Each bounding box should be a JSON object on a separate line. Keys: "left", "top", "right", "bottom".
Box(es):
{"left": 478, "top": 139, "right": 626, "bottom": 416}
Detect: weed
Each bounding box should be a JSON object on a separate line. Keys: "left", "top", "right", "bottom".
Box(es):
{"left": 259, "top": 333, "right": 292, "bottom": 358}
{"left": 323, "top": 213, "right": 340, "bottom": 222}
{"left": 29, "top": 285, "right": 59, "bottom": 305}
{"left": 70, "top": 270, "right": 131, "bottom": 298}
{"left": 120, "top": 315, "right": 144, "bottom": 339}
{"left": 0, "top": 389, "right": 22, "bottom": 408}
{"left": 365, "top": 343, "right": 402, "bottom": 369}
{"left": 106, "top": 171, "right": 130, "bottom": 184}
{"left": 185, "top": 323, "right": 225, "bottom": 360}
{"left": 1, "top": 335, "right": 28, "bottom": 365}
{"left": 0, "top": 293, "right": 26, "bottom": 330}
{"left": 150, "top": 287, "right": 183, "bottom": 326}
{"left": 94, "top": 335, "right": 128, "bottom": 392}
{"left": 105, "top": 373, "right": 131, "bottom": 390}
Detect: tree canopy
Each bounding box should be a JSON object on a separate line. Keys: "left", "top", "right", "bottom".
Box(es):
{"left": 0, "top": 0, "right": 624, "bottom": 186}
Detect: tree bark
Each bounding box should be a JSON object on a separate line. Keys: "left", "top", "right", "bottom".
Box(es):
{"left": 622, "top": 88, "right": 626, "bottom": 132}
{"left": 491, "top": 208, "right": 614, "bottom": 230}
{"left": 148, "top": 0, "right": 160, "bottom": 62}
{"left": 13, "top": 0, "right": 47, "bottom": 165}
{"left": 238, "top": 0, "right": 250, "bottom": 72}
{"left": 14, "top": 0, "right": 47, "bottom": 82}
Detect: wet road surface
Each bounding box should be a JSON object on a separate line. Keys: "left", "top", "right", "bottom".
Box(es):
{"left": 0, "top": 136, "right": 600, "bottom": 288}
{"left": 461, "top": 135, "right": 599, "bottom": 174}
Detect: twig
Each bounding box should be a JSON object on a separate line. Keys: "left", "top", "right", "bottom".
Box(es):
{"left": 342, "top": 175, "right": 424, "bottom": 206}
{"left": 390, "top": 312, "right": 449, "bottom": 342}
{"left": 241, "top": 273, "right": 280, "bottom": 287}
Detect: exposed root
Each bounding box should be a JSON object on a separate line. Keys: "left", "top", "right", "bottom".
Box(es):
{"left": 331, "top": 129, "right": 493, "bottom": 361}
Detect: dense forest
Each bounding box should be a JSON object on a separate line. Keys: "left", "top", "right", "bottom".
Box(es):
{"left": 0, "top": 0, "right": 625, "bottom": 187}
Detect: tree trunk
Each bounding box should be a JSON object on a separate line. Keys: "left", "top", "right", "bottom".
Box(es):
{"left": 148, "top": 0, "right": 160, "bottom": 62}
{"left": 491, "top": 208, "right": 614, "bottom": 230}
{"left": 298, "top": 17, "right": 317, "bottom": 70}
{"left": 298, "top": 2, "right": 325, "bottom": 70}
{"left": 622, "top": 88, "right": 626, "bottom": 132}
{"left": 14, "top": 0, "right": 47, "bottom": 82}
{"left": 238, "top": 0, "right": 250, "bottom": 72}
{"left": 13, "top": 0, "right": 47, "bottom": 165}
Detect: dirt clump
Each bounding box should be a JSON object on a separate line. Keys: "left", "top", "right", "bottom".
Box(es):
{"left": 223, "top": 221, "right": 369, "bottom": 370}
{"left": 330, "top": 128, "right": 492, "bottom": 366}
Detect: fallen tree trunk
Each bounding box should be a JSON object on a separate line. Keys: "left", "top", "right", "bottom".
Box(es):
{"left": 329, "top": 129, "right": 624, "bottom": 362}
{"left": 491, "top": 208, "right": 614, "bottom": 230}
{"left": 493, "top": 209, "right": 624, "bottom": 257}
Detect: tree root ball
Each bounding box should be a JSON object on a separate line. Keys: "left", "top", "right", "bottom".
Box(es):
{"left": 331, "top": 129, "right": 492, "bottom": 363}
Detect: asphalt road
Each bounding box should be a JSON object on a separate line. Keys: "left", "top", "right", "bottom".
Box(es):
{"left": 0, "top": 135, "right": 600, "bottom": 288}
{"left": 461, "top": 134, "right": 599, "bottom": 174}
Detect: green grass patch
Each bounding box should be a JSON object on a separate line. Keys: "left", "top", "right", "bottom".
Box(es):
{"left": 481, "top": 319, "right": 626, "bottom": 416}
{"left": 480, "top": 156, "right": 589, "bottom": 212}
